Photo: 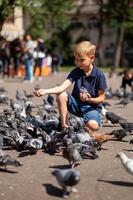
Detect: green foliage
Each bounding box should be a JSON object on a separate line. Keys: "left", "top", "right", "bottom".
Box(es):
{"left": 0, "top": 0, "right": 74, "bottom": 34}
{"left": 24, "top": 0, "right": 74, "bottom": 37}
{"left": 24, "top": 0, "right": 75, "bottom": 64}
{"left": 0, "top": 0, "right": 14, "bottom": 28}
{"left": 104, "top": 0, "right": 133, "bottom": 28}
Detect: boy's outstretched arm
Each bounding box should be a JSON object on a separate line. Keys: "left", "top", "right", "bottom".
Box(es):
{"left": 33, "top": 79, "right": 72, "bottom": 97}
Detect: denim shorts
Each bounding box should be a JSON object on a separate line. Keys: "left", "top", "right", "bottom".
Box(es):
{"left": 67, "top": 94, "right": 101, "bottom": 125}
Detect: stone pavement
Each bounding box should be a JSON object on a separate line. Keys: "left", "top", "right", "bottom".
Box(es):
{"left": 0, "top": 72, "right": 133, "bottom": 200}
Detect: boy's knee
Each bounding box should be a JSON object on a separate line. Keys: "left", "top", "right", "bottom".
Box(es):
{"left": 56, "top": 92, "right": 68, "bottom": 103}
{"left": 86, "top": 120, "right": 99, "bottom": 131}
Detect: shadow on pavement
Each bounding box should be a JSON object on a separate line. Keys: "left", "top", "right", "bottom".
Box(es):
{"left": 123, "top": 149, "right": 133, "bottom": 152}
{"left": 97, "top": 179, "right": 133, "bottom": 187}
{"left": 49, "top": 164, "right": 71, "bottom": 169}
{"left": 0, "top": 168, "right": 18, "bottom": 174}
{"left": 43, "top": 183, "right": 63, "bottom": 198}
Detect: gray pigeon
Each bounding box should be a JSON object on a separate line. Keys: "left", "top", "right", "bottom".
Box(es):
{"left": 63, "top": 143, "right": 82, "bottom": 168}
{"left": 119, "top": 120, "right": 133, "bottom": 132}
{"left": 0, "top": 135, "right": 3, "bottom": 149}
{"left": 116, "top": 152, "right": 133, "bottom": 175}
{"left": 110, "top": 129, "right": 127, "bottom": 141}
{"left": 52, "top": 168, "right": 80, "bottom": 198}
{"left": 0, "top": 149, "right": 23, "bottom": 169}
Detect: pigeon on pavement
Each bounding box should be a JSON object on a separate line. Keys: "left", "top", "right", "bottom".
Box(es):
{"left": 0, "top": 149, "right": 23, "bottom": 169}
{"left": 52, "top": 168, "right": 80, "bottom": 198}
{"left": 116, "top": 152, "right": 133, "bottom": 175}
{"left": 63, "top": 143, "right": 82, "bottom": 168}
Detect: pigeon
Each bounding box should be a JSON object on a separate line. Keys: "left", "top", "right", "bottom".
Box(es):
{"left": 102, "top": 101, "right": 111, "bottom": 108}
{"left": 10, "top": 99, "right": 22, "bottom": 111}
{"left": 115, "top": 98, "right": 129, "bottom": 107}
{"left": 34, "top": 84, "right": 41, "bottom": 90}
{"left": 3, "top": 108, "right": 13, "bottom": 117}
{"left": 24, "top": 138, "right": 44, "bottom": 154}
{"left": 43, "top": 99, "right": 53, "bottom": 113}
{"left": 116, "top": 152, "right": 133, "bottom": 175}
{"left": 119, "top": 120, "right": 133, "bottom": 132}
{"left": 47, "top": 94, "right": 54, "bottom": 106}
{"left": 76, "top": 129, "right": 92, "bottom": 143}
{"left": 52, "top": 168, "right": 80, "bottom": 198}
{"left": 16, "top": 90, "right": 26, "bottom": 101}
{"left": 105, "top": 87, "right": 113, "bottom": 99}
{"left": 110, "top": 129, "right": 128, "bottom": 141}
{"left": 69, "top": 141, "right": 98, "bottom": 159}
{"left": 80, "top": 86, "right": 88, "bottom": 93}
{"left": 0, "top": 149, "right": 23, "bottom": 169}
{"left": 0, "top": 94, "right": 9, "bottom": 105}
{"left": 0, "top": 135, "right": 3, "bottom": 149}
{"left": 105, "top": 111, "right": 125, "bottom": 124}
{"left": 0, "top": 87, "right": 7, "bottom": 93}
{"left": 63, "top": 143, "right": 82, "bottom": 168}
{"left": 23, "top": 90, "right": 34, "bottom": 100}
{"left": 129, "top": 138, "right": 133, "bottom": 144}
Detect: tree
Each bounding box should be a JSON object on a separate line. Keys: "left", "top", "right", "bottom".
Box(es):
{"left": 0, "top": 0, "right": 75, "bottom": 38}
{"left": 0, "top": 0, "right": 16, "bottom": 30}
{"left": 105, "top": 0, "right": 133, "bottom": 70}
{"left": 22, "top": 0, "right": 75, "bottom": 39}
{"left": 95, "top": 0, "right": 105, "bottom": 67}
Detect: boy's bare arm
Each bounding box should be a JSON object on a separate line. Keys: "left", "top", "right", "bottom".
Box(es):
{"left": 33, "top": 79, "right": 72, "bottom": 97}
{"left": 87, "top": 90, "right": 105, "bottom": 104}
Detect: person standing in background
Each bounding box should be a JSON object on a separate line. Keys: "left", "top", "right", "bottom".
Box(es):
{"left": 120, "top": 68, "right": 133, "bottom": 92}
{"left": 23, "top": 34, "right": 34, "bottom": 82}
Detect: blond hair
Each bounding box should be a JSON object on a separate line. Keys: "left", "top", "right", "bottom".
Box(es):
{"left": 74, "top": 41, "right": 96, "bottom": 57}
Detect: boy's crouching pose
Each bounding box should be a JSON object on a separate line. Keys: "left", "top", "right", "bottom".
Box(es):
{"left": 34, "top": 41, "right": 112, "bottom": 142}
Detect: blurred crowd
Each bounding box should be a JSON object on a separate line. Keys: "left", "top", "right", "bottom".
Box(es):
{"left": 0, "top": 34, "right": 63, "bottom": 82}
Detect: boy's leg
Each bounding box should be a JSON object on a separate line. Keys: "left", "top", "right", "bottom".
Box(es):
{"left": 56, "top": 92, "right": 68, "bottom": 128}
{"left": 83, "top": 110, "right": 113, "bottom": 142}
{"left": 85, "top": 120, "right": 99, "bottom": 132}
{"left": 81, "top": 105, "right": 100, "bottom": 133}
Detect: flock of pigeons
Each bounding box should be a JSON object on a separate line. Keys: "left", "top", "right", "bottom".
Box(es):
{"left": 0, "top": 85, "right": 133, "bottom": 198}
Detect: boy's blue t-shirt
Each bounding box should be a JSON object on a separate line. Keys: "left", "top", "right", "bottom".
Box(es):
{"left": 66, "top": 65, "right": 107, "bottom": 109}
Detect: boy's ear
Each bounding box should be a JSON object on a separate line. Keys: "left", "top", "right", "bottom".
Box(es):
{"left": 90, "top": 55, "right": 95, "bottom": 61}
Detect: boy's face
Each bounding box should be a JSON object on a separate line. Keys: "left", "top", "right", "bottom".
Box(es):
{"left": 75, "top": 53, "right": 94, "bottom": 71}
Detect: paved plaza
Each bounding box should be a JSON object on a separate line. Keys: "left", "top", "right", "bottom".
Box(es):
{"left": 0, "top": 72, "right": 133, "bottom": 200}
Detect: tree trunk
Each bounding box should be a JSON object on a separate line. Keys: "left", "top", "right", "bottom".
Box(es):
{"left": 113, "top": 26, "right": 125, "bottom": 70}
{"left": 97, "top": 0, "right": 104, "bottom": 67}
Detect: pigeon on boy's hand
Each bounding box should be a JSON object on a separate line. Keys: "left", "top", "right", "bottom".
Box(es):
{"left": 80, "top": 87, "right": 88, "bottom": 94}
{"left": 52, "top": 168, "right": 80, "bottom": 198}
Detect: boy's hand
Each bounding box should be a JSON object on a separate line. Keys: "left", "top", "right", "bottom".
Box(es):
{"left": 80, "top": 92, "right": 91, "bottom": 102}
{"left": 33, "top": 89, "right": 46, "bottom": 97}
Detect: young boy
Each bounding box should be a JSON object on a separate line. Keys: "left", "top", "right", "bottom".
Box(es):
{"left": 34, "top": 41, "right": 111, "bottom": 141}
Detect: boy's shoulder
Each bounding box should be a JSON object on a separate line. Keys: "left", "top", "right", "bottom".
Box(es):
{"left": 69, "top": 67, "right": 83, "bottom": 75}
{"left": 67, "top": 67, "right": 83, "bottom": 80}
{"left": 92, "top": 65, "right": 105, "bottom": 77}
